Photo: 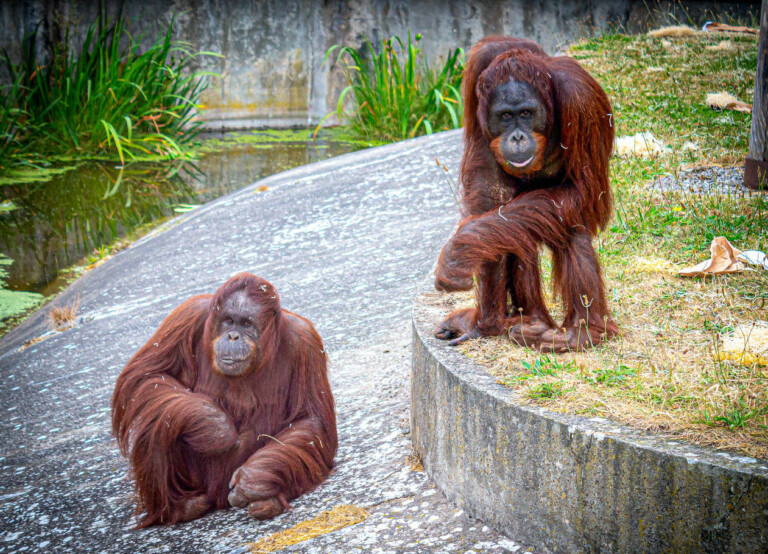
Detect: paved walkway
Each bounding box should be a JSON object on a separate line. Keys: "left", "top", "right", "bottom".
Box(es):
{"left": 0, "top": 131, "right": 532, "bottom": 553}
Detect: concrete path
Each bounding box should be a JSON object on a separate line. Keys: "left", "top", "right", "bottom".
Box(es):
{"left": 0, "top": 131, "right": 532, "bottom": 553}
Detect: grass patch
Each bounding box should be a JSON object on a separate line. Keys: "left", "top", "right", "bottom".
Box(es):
{"left": 322, "top": 33, "right": 464, "bottom": 142}
{"left": 449, "top": 30, "right": 768, "bottom": 459}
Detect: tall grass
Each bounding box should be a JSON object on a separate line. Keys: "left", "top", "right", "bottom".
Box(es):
{"left": 0, "top": 6, "right": 218, "bottom": 169}
{"left": 323, "top": 33, "right": 464, "bottom": 142}
{"left": 0, "top": 77, "right": 25, "bottom": 168}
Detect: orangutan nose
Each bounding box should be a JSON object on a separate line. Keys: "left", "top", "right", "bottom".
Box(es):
{"left": 228, "top": 331, "right": 240, "bottom": 341}
{"left": 510, "top": 129, "right": 525, "bottom": 143}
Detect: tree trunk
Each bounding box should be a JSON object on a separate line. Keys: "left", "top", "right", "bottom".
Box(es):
{"left": 745, "top": 0, "right": 768, "bottom": 190}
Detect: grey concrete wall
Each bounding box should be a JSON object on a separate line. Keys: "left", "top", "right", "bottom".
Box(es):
{"left": 0, "top": 1, "right": 760, "bottom": 128}
{"left": 411, "top": 291, "right": 768, "bottom": 553}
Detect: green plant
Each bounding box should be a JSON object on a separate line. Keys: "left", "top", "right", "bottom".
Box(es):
{"left": 0, "top": 77, "right": 25, "bottom": 169}
{"left": 0, "top": 4, "right": 218, "bottom": 166}
{"left": 527, "top": 381, "right": 568, "bottom": 400}
{"left": 709, "top": 397, "right": 764, "bottom": 430}
{"left": 714, "top": 407, "right": 754, "bottom": 430}
{"left": 523, "top": 355, "right": 574, "bottom": 377}
{"left": 321, "top": 33, "right": 464, "bottom": 142}
{"left": 86, "top": 245, "right": 110, "bottom": 265}
{"left": 588, "top": 365, "right": 637, "bottom": 387}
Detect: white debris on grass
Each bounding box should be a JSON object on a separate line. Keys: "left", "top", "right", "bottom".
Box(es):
{"left": 705, "top": 92, "right": 751, "bottom": 113}
{"left": 648, "top": 25, "right": 698, "bottom": 38}
{"left": 706, "top": 40, "right": 736, "bottom": 51}
{"left": 615, "top": 133, "right": 669, "bottom": 157}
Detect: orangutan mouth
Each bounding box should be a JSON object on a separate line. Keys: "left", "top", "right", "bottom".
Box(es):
{"left": 508, "top": 155, "right": 535, "bottom": 168}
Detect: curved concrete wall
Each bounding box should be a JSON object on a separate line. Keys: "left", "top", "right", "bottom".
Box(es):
{"left": 0, "top": 1, "right": 759, "bottom": 128}
{"left": 411, "top": 291, "right": 768, "bottom": 553}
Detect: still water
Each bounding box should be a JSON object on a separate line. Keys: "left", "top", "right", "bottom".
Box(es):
{"left": 0, "top": 130, "right": 366, "bottom": 301}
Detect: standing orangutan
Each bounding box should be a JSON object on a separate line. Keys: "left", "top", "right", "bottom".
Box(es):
{"left": 111, "top": 273, "right": 337, "bottom": 527}
{"left": 434, "top": 36, "right": 618, "bottom": 352}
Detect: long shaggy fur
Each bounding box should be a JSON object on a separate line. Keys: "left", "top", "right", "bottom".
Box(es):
{"left": 435, "top": 36, "right": 618, "bottom": 351}
{"left": 111, "top": 273, "right": 337, "bottom": 527}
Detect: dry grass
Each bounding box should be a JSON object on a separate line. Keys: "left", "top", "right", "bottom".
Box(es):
{"left": 572, "top": 31, "right": 756, "bottom": 164}
{"left": 648, "top": 25, "right": 699, "bottom": 38}
{"left": 706, "top": 40, "right": 736, "bottom": 52}
{"left": 19, "top": 334, "right": 47, "bottom": 351}
{"left": 15, "top": 295, "right": 80, "bottom": 351}
{"left": 406, "top": 453, "right": 424, "bottom": 472}
{"left": 48, "top": 295, "right": 80, "bottom": 330}
{"left": 247, "top": 505, "right": 369, "bottom": 553}
{"left": 448, "top": 32, "right": 768, "bottom": 460}
{"left": 451, "top": 252, "right": 768, "bottom": 459}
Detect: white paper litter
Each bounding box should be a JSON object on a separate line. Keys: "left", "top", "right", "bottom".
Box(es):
{"left": 739, "top": 250, "right": 768, "bottom": 270}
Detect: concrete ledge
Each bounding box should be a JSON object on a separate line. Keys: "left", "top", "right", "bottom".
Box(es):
{"left": 411, "top": 290, "right": 768, "bottom": 553}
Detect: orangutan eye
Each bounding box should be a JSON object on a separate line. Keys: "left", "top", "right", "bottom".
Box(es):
{"left": 241, "top": 319, "right": 251, "bottom": 328}
{"left": 500, "top": 112, "right": 513, "bottom": 121}
{"left": 520, "top": 110, "right": 533, "bottom": 119}
{"left": 224, "top": 317, "right": 234, "bottom": 325}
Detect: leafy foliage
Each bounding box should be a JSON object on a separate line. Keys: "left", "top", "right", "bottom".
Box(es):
{"left": 0, "top": 5, "right": 218, "bottom": 169}
{"left": 322, "top": 33, "right": 464, "bottom": 142}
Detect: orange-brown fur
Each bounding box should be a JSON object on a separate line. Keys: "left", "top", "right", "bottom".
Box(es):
{"left": 112, "top": 273, "right": 337, "bottom": 527}
{"left": 434, "top": 36, "right": 618, "bottom": 352}
{"left": 490, "top": 132, "right": 547, "bottom": 176}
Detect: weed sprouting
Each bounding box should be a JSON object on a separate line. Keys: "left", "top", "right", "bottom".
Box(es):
{"left": 48, "top": 294, "right": 80, "bottom": 330}
{"left": 527, "top": 381, "right": 569, "bottom": 400}
{"left": 588, "top": 365, "right": 637, "bottom": 387}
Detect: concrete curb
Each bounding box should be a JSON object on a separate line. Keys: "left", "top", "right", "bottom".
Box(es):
{"left": 411, "top": 290, "right": 768, "bottom": 553}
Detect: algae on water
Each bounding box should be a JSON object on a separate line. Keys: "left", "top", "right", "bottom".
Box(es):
{"left": 192, "top": 127, "right": 384, "bottom": 155}
{"left": 0, "top": 254, "right": 43, "bottom": 320}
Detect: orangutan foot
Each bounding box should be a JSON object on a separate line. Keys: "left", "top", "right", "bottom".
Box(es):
{"left": 434, "top": 308, "right": 480, "bottom": 346}
{"left": 511, "top": 320, "right": 614, "bottom": 353}
{"left": 508, "top": 316, "right": 558, "bottom": 350}
{"left": 248, "top": 494, "right": 290, "bottom": 520}
{"left": 179, "top": 495, "right": 211, "bottom": 522}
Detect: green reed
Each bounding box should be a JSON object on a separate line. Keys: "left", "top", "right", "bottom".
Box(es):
{"left": 322, "top": 33, "right": 464, "bottom": 142}
{"left": 0, "top": 5, "right": 218, "bottom": 169}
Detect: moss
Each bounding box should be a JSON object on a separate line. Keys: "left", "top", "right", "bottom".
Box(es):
{"left": 192, "top": 126, "right": 385, "bottom": 155}
{"left": 0, "top": 127, "right": 380, "bottom": 188}
{"left": 0, "top": 289, "right": 44, "bottom": 320}
{"left": 0, "top": 255, "right": 43, "bottom": 324}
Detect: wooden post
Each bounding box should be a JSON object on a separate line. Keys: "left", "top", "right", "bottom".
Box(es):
{"left": 745, "top": 0, "right": 768, "bottom": 190}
